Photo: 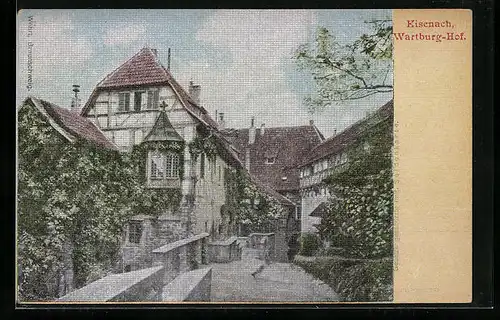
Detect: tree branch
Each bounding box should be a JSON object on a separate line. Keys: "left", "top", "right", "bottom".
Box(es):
{"left": 322, "top": 57, "right": 368, "bottom": 88}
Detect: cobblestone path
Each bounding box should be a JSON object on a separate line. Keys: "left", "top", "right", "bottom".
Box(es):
{"left": 209, "top": 250, "right": 338, "bottom": 302}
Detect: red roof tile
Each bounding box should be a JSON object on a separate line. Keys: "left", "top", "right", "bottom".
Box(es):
{"left": 97, "top": 48, "right": 168, "bottom": 88}
{"left": 81, "top": 48, "right": 219, "bottom": 130}
{"left": 222, "top": 125, "right": 324, "bottom": 192}
{"left": 27, "top": 97, "right": 117, "bottom": 151}
{"left": 301, "top": 99, "right": 394, "bottom": 167}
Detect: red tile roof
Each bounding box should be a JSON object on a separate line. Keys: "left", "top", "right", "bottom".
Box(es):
{"left": 26, "top": 97, "right": 118, "bottom": 150}
{"left": 81, "top": 48, "right": 219, "bottom": 129}
{"left": 222, "top": 125, "right": 324, "bottom": 192}
{"left": 300, "top": 99, "right": 394, "bottom": 167}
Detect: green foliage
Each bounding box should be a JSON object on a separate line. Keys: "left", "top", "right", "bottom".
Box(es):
{"left": 319, "top": 120, "right": 393, "bottom": 259}
{"left": 17, "top": 105, "right": 182, "bottom": 300}
{"left": 294, "top": 255, "right": 393, "bottom": 302}
{"left": 299, "top": 233, "right": 321, "bottom": 256}
{"left": 224, "top": 168, "right": 287, "bottom": 234}
{"left": 294, "top": 20, "right": 393, "bottom": 112}
{"left": 188, "top": 134, "right": 218, "bottom": 162}
{"left": 127, "top": 143, "right": 183, "bottom": 214}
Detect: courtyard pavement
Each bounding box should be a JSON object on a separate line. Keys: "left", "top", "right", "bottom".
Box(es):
{"left": 209, "top": 249, "right": 338, "bottom": 302}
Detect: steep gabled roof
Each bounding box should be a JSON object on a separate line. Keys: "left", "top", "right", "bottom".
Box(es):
{"left": 222, "top": 125, "right": 324, "bottom": 192}
{"left": 300, "top": 99, "right": 394, "bottom": 167}
{"left": 97, "top": 48, "right": 168, "bottom": 88}
{"left": 23, "top": 97, "right": 118, "bottom": 151}
{"left": 81, "top": 48, "right": 219, "bottom": 129}
{"left": 144, "top": 110, "right": 183, "bottom": 143}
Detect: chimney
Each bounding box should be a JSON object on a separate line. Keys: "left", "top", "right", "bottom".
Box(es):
{"left": 188, "top": 81, "right": 201, "bottom": 105}
{"left": 260, "top": 123, "right": 265, "bottom": 135}
{"left": 71, "top": 84, "right": 81, "bottom": 112}
{"left": 309, "top": 119, "right": 314, "bottom": 126}
{"left": 151, "top": 48, "right": 158, "bottom": 57}
{"left": 248, "top": 117, "right": 256, "bottom": 144}
{"left": 218, "top": 112, "right": 226, "bottom": 129}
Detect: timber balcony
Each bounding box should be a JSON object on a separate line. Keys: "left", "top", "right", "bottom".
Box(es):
{"left": 299, "top": 164, "right": 348, "bottom": 189}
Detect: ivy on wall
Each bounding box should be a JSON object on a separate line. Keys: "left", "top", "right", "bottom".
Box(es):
{"left": 127, "top": 142, "right": 184, "bottom": 215}
{"left": 17, "top": 105, "right": 183, "bottom": 301}
{"left": 224, "top": 168, "right": 287, "bottom": 235}
{"left": 187, "top": 133, "right": 218, "bottom": 162}
{"left": 319, "top": 120, "right": 393, "bottom": 259}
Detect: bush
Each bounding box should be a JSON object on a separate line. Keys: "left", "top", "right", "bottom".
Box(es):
{"left": 294, "top": 255, "right": 393, "bottom": 302}
{"left": 299, "top": 233, "right": 321, "bottom": 256}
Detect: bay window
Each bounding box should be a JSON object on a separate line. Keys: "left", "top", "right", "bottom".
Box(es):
{"left": 147, "top": 150, "right": 181, "bottom": 188}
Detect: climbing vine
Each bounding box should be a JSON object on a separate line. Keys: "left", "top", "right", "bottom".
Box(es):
{"left": 224, "top": 168, "right": 287, "bottom": 234}
{"left": 17, "top": 104, "right": 183, "bottom": 300}
{"left": 187, "top": 133, "right": 218, "bottom": 162}
{"left": 320, "top": 119, "right": 393, "bottom": 259}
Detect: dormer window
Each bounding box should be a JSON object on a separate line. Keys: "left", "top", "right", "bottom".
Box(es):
{"left": 264, "top": 149, "right": 278, "bottom": 165}
{"left": 265, "top": 157, "right": 276, "bottom": 164}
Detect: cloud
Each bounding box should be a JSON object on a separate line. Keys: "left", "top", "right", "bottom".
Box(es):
{"left": 18, "top": 13, "right": 94, "bottom": 68}
{"left": 173, "top": 10, "right": 317, "bottom": 130}
{"left": 17, "top": 12, "right": 94, "bottom": 105}
{"left": 103, "top": 24, "right": 147, "bottom": 46}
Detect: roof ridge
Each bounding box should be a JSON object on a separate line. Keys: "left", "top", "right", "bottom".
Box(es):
{"left": 227, "top": 124, "right": 318, "bottom": 131}
{"left": 97, "top": 48, "right": 151, "bottom": 87}
{"left": 25, "top": 96, "right": 118, "bottom": 150}
{"left": 312, "top": 99, "right": 394, "bottom": 150}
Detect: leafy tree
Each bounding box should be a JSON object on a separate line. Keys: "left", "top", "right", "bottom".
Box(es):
{"left": 295, "top": 19, "right": 393, "bottom": 113}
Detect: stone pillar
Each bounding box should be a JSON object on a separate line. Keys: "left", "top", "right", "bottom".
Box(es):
{"left": 201, "top": 238, "right": 208, "bottom": 264}
{"left": 179, "top": 246, "right": 189, "bottom": 273}
{"left": 194, "top": 240, "right": 202, "bottom": 266}
{"left": 162, "top": 251, "right": 177, "bottom": 285}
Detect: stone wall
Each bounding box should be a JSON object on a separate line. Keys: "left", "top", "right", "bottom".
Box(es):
{"left": 120, "top": 214, "right": 185, "bottom": 272}
{"left": 207, "top": 236, "right": 241, "bottom": 263}
{"left": 57, "top": 266, "right": 165, "bottom": 302}
{"left": 152, "top": 233, "right": 210, "bottom": 285}
{"left": 191, "top": 154, "right": 228, "bottom": 239}
{"left": 162, "top": 267, "right": 212, "bottom": 302}
{"left": 58, "top": 233, "right": 212, "bottom": 302}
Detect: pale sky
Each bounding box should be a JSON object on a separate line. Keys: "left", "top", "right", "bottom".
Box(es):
{"left": 16, "top": 9, "right": 392, "bottom": 138}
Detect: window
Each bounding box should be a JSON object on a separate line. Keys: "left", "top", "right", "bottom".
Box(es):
{"left": 129, "top": 221, "right": 142, "bottom": 244}
{"left": 134, "top": 92, "right": 143, "bottom": 111}
{"left": 150, "top": 151, "right": 180, "bottom": 180}
{"left": 265, "top": 157, "right": 276, "bottom": 164}
{"left": 147, "top": 90, "right": 159, "bottom": 109}
{"left": 118, "top": 92, "right": 130, "bottom": 112}
{"left": 134, "top": 130, "right": 143, "bottom": 145}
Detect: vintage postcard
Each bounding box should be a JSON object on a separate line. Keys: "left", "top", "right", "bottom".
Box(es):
{"left": 15, "top": 9, "right": 472, "bottom": 304}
